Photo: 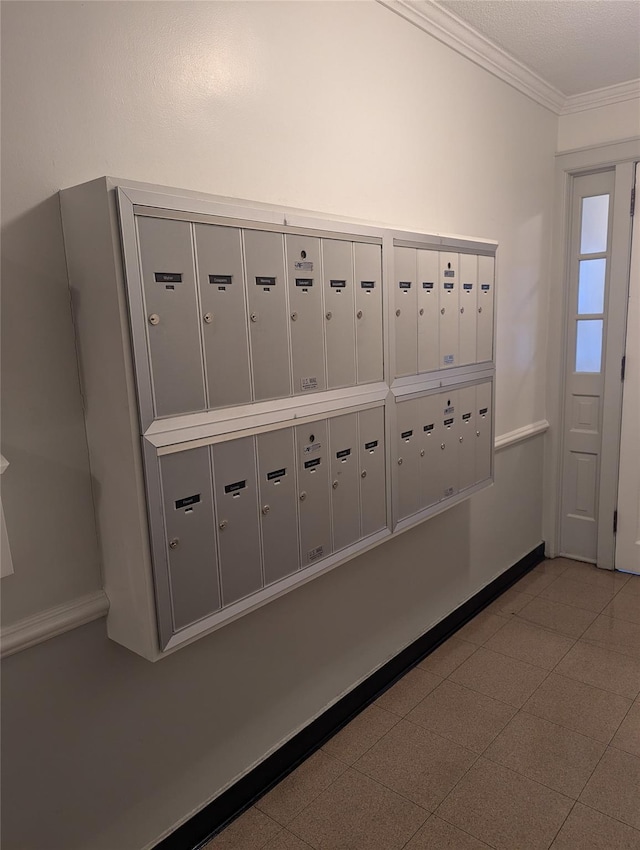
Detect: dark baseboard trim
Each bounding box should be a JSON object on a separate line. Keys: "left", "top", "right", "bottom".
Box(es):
{"left": 155, "top": 542, "right": 545, "bottom": 850}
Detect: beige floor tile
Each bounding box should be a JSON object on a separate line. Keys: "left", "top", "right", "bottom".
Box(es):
{"left": 354, "top": 718, "right": 476, "bottom": 811}
{"left": 407, "top": 679, "right": 516, "bottom": 754}
{"left": 289, "top": 768, "right": 428, "bottom": 850}
{"left": 204, "top": 807, "right": 282, "bottom": 850}
{"left": 550, "top": 802, "right": 640, "bottom": 850}
{"left": 542, "top": 558, "right": 579, "bottom": 576}
{"left": 512, "top": 568, "right": 560, "bottom": 596}
{"left": 375, "top": 667, "right": 443, "bottom": 717}
{"left": 561, "top": 562, "right": 630, "bottom": 591}
{"left": 484, "top": 712, "right": 605, "bottom": 799}
{"left": 539, "top": 575, "right": 616, "bottom": 613}
{"left": 484, "top": 587, "right": 535, "bottom": 617}
{"left": 455, "top": 611, "right": 508, "bottom": 646}
{"left": 555, "top": 641, "right": 640, "bottom": 699}
{"left": 321, "top": 704, "right": 398, "bottom": 765}
{"left": 611, "top": 701, "right": 640, "bottom": 757}
{"left": 436, "top": 757, "right": 573, "bottom": 850}
{"left": 602, "top": 581, "right": 640, "bottom": 625}
{"left": 579, "top": 746, "right": 640, "bottom": 829}
{"left": 484, "top": 619, "right": 575, "bottom": 670}
{"left": 582, "top": 614, "right": 640, "bottom": 660}
{"left": 523, "top": 672, "right": 632, "bottom": 744}
{"left": 406, "top": 815, "right": 492, "bottom": 849}
{"left": 263, "top": 832, "right": 314, "bottom": 850}
{"left": 256, "top": 751, "right": 347, "bottom": 826}
{"left": 418, "top": 637, "right": 477, "bottom": 677}
{"left": 516, "top": 597, "right": 598, "bottom": 638}
{"left": 449, "top": 647, "right": 547, "bottom": 708}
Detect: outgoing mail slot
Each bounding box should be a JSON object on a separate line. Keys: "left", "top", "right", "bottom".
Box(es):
{"left": 354, "top": 242, "right": 384, "bottom": 384}
{"left": 475, "top": 381, "right": 492, "bottom": 483}
{"left": 477, "top": 255, "right": 495, "bottom": 363}
{"left": 457, "top": 385, "right": 476, "bottom": 491}
{"left": 195, "top": 223, "right": 252, "bottom": 408}
{"left": 137, "top": 215, "right": 206, "bottom": 417}
{"left": 358, "top": 406, "right": 386, "bottom": 536}
{"left": 212, "top": 437, "right": 262, "bottom": 605}
{"left": 286, "top": 235, "right": 326, "bottom": 395}
{"left": 458, "top": 254, "right": 478, "bottom": 367}
{"left": 417, "top": 249, "right": 440, "bottom": 374}
{"left": 159, "top": 446, "right": 220, "bottom": 631}
{"left": 394, "top": 247, "right": 418, "bottom": 377}
{"left": 329, "top": 413, "right": 360, "bottom": 552}
{"left": 439, "top": 252, "right": 459, "bottom": 369}
{"left": 395, "top": 397, "right": 421, "bottom": 520}
{"left": 244, "top": 229, "right": 291, "bottom": 401}
{"left": 296, "top": 421, "right": 332, "bottom": 567}
{"left": 256, "top": 428, "right": 299, "bottom": 585}
{"left": 323, "top": 239, "right": 356, "bottom": 389}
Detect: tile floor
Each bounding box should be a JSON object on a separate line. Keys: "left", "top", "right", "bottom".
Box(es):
{"left": 205, "top": 558, "right": 640, "bottom": 850}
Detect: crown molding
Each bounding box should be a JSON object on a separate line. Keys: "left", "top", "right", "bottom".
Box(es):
{"left": 562, "top": 79, "right": 640, "bottom": 114}
{"left": 379, "top": 0, "right": 566, "bottom": 114}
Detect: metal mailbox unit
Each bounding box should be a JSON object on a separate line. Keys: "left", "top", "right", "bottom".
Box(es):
{"left": 60, "top": 177, "right": 496, "bottom": 660}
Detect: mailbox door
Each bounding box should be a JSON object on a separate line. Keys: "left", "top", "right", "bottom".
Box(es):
{"left": 459, "top": 254, "right": 478, "bottom": 367}
{"left": 244, "top": 229, "right": 291, "bottom": 401}
{"left": 439, "top": 252, "right": 459, "bottom": 369}
{"left": 420, "top": 392, "right": 442, "bottom": 510}
{"left": 477, "top": 255, "right": 495, "bottom": 363}
{"left": 286, "top": 235, "right": 326, "bottom": 394}
{"left": 354, "top": 242, "right": 384, "bottom": 384}
{"left": 159, "top": 447, "right": 220, "bottom": 631}
{"left": 438, "top": 389, "right": 459, "bottom": 499}
{"left": 256, "top": 428, "right": 300, "bottom": 585}
{"left": 296, "top": 421, "right": 332, "bottom": 567}
{"left": 137, "top": 215, "right": 206, "bottom": 417}
{"left": 476, "top": 381, "right": 493, "bottom": 484}
{"left": 329, "top": 413, "right": 360, "bottom": 552}
{"left": 457, "top": 385, "right": 476, "bottom": 491}
{"left": 417, "top": 249, "right": 440, "bottom": 374}
{"left": 396, "top": 397, "right": 421, "bottom": 520}
{"left": 323, "top": 239, "right": 356, "bottom": 390}
{"left": 358, "top": 406, "right": 387, "bottom": 537}
{"left": 394, "top": 247, "right": 418, "bottom": 377}
{"left": 212, "top": 437, "right": 263, "bottom": 605}
{"left": 195, "top": 223, "right": 251, "bottom": 408}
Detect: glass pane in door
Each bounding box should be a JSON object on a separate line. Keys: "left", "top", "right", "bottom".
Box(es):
{"left": 578, "top": 259, "right": 606, "bottom": 314}
{"left": 576, "top": 319, "right": 604, "bottom": 373}
{"left": 580, "top": 195, "right": 609, "bottom": 254}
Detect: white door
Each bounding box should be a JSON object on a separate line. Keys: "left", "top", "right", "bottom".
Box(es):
{"left": 615, "top": 163, "right": 640, "bottom": 575}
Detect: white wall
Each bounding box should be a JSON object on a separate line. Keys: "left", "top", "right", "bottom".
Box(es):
{"left": 1, "top": 3, "right": 555, "bottom": 848}
{"left": 557, "top": 98, "right": 640, "bottom": 151}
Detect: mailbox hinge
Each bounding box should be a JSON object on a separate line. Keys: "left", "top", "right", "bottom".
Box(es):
{"left": 621, "top": 355, "right": 626, "bottom": 382}
{"left": 613, "top": 509, "right": 618, "bottom": 534}
{"left": 631, "top": 185, "right": 636, "bottom": 217}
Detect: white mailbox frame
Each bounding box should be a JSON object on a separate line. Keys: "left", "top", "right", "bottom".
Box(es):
{"left": 60, "top": 177, "right": 496, "bottom": 660}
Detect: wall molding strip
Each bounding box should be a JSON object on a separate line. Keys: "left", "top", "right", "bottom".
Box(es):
{"left": 378, "top": 0, "right": 565, "bottom": 114}
{"left": 563, "top": 79, "right": 640, "bottom": 114}
{"left": 152, "top": 543, "right": 546, "bottom": 850}
{"left": 0, "top": 591, "right": 109, "bottom": 658}
{"left": 494, "top": 419, "right": 549, "bottom": 452}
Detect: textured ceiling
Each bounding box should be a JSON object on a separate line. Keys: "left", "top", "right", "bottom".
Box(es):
{"left": 437, "top": 0, "right": 640, "bottom": 96}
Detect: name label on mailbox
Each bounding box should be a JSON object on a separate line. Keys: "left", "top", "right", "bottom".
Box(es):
{"left": 267, "top": 468, "right": 287, "bottom": 481}
{"left": 479, "top": 407, "right": 489, "bottom": 415}
{"left": 423, "top": 282, "right": 434, "bottom": 289}
{"left": 155, "top": 272, "right": 182, "bottom": 284}
{"left": 444, "top": 417, "right": 454, "bottom": 426}
{"left": 481, "top": 284, "right": 491, "bottom": 291}
{"left": 175, "top": 494, "right": 201, "bottom": 510}
{"left": 360, "top": 281, "right": 375, "bottom": 289}
{"left": 444, "top": 283, "right": 455, "bottom": 290}
{"left": 463, "top": 413, "right": 472, "bottom": 421}
{"left": 401, "top": 430, "right": 413, "bottom": 439}
{"left": 399, "top": 281, "right": 412, "bottom": 289}
{"left": 330, "top": 280, "right": 346, "bottom": 288}
{"left": 296, "top": 278, "right": 313, "bottom": 287}
{"left": 364, "top": 440, "right": 379, "bottom": 450}
{"left": 463, "top": 283, "right": 473, "bottom": 290}
{"left": 424, "top": 424, "right": 434, "bottom": 432}
{"left": 209, "top": 275, "right": 232, "bottom": 286}
{"left": 256, "top": 276, "right": 276, "bottom": 286}
{"left": 336, "top": 448, "right": 351, "bottom": 459}
{"left": 224, "top": 480, "right": 246, "bottom": 495}
{"left": 304, "top": 457, "right": 322, "bottom": 469}
{"left": 444, "top": 270, "right": 455, "bottom": 278}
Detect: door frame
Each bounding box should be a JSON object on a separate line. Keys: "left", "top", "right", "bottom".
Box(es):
{"left": 544, "top": 137, "right": 640, "bottom": 569}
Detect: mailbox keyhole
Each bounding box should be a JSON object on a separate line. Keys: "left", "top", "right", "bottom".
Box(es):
{"left": 301, "top": 250, "right": 307, "bottom": 259}
{"left": 309, "top": 434, "right": 315, "bottom": 443}
{"left": 447, "top": 262, "right": 451, "bottom": 269}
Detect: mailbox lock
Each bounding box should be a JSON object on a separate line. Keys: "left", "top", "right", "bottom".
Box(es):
{"left": 478, "top": 307, "right": 483, "bottom": 314}
{"left": 250, "top": 313, "right": 258, "bottom": 323}
{"left": 203, "top": 312, "right": 213, "bottom": 324}
{"left": 420, "top": 449, "right": 425, "bottom": 457}
{"left": 459, "top": 436, "right": 464, "bottom": 443}
{"left": 218, "top": 519, "right": 228, "bottom": 530}
{"left": 441, "top": 443, "right": 446, "bottom": 450}
{"left": 357, "top": 310, "right": 363, "bottom": 319}
{"left": 419, "top": 308, "right": 424, "bottom": 316}
{"left": 326, "top": 311, "right": 332, "bottom": 320}
{"left": 168, "top": 537, "right": 179, "bottom": 550}
{"left": 460, "top": 307, "right": 464, "bottom": 314}
{"left": 299, "top": 491, "right": 307, "bottom": 501}
{"left": 261, "top": 505, "right": 270, "bottom": 516}
{"left": 441, "top": 307, "right": 445, "bottom": 315}
{"left": 361, "top": 470, "right": 367, "bottom": 479}
{"left": 148, "top": 313, "right": 160, "bottom": 326}
{"left": 476, "top": 430, "right": 481, "bottom": 437}
{"left": 332, "top": 480, "right": 339, "bottom": 489}
{"left": 396, "top": 309, "right": 401, "bottom": 317}
{"left": 291, "top": 312, "right": 298, "bottom": 321}
{"left": 397, "top": 458, "right": 403, "bottom": 465}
